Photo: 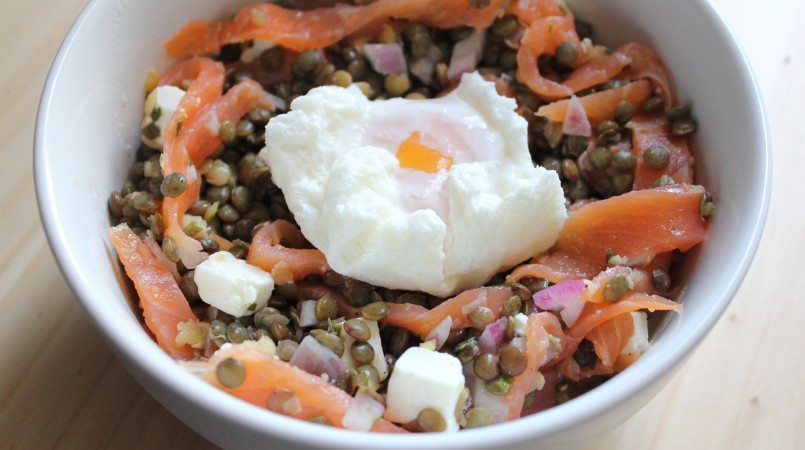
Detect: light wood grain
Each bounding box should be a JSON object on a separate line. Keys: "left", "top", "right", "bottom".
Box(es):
{"left": 1, "top": 0, "right": 798, "bottom": 448}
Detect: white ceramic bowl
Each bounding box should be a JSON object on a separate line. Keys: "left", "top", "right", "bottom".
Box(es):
{"left": 34, "top": 0, "right": 771, "bottom": 448}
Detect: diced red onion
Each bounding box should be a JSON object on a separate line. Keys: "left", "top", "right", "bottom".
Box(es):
{"left": 447, "top": 30, "right": 486, "bottom": 84}
{"left": 342, "top": 391, "right": 385, "bottom": 432}
{"left": 562, "top": 95, "right": 592, "bottom": 137}
{"left": 143, "top": 236, "right": 181, "bottom": 283}
{"left": 298, "top": 300, "right": 318, "bottom": 327}
{"left": 425, "top": 316, "right": 452, "bottom": 350}
{"left": 289, "top": 336, "right": 347, "bottom": 385}
{"left": 363, "top": 43, "right": 407, "bottom": 75}
{"left": 479, "top": 317, "right": 508, "bottom": 354}
{"left": 533, "top": 279, "right": 586, "bottom": 327}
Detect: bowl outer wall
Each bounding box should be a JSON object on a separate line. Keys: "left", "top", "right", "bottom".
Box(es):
{"left": 34, "top": 0, "right": 771, "bottom": 449}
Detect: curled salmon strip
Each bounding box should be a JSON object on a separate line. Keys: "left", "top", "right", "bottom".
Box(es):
{"left": 165, "top": 0, "right": 509, "bottom": 57}
{"left": 247, "top": 220, "right": 331, "bottom": 282}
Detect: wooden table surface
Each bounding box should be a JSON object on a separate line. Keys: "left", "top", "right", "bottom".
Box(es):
{"left": 1, "top": 0, "right": 799, "bottom": 448}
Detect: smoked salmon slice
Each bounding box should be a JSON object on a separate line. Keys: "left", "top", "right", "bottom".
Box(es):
{"left": 555, "top": 184, "right": 709, "bottom": 267}
{"left": 108, "top": 224, "right": 197, "bottom": 360}
{"left": 164, "top": 0, "right": 509, "bottom": 58}
{"left": 247, "top": 220, "right": 331, "bottom": 282}
{"left": 382, "top": 286, "right": 514, "bottom": 339}
{"left": 197, "top": 344, "right": 407, "bottom": 432}
{"left": 535, "top": 79, "right": 652, "bottom": 126}
{"left": 631, "top": 115, "right": 694, "bottom": 189}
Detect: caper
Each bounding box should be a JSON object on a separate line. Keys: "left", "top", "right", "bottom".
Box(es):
{"left": 643, "top": 145, "right": 670, "bottom": 170}
{"left": 226, "top": 321, "right": 250, "bottom": 344}
{"left": 652, "top": 174, "right": 676, "bottom": 188}
{"left": 351, "top": 341, "right": 375, "bottom": 364}
{"left": 276, "top": 339, "right": 299, "bottom": 361}
{"left": 344, "top": 318, "right": 372, "bottom": 342}
{"left": 469, "top": 306, "right": 496, "bottom": 330}
{"left": 486, "top": 375, "right": 514, "bottom": 396}
{"left": 158, "top": 172, "right": 187, "bottom": 198}
{"left": 652, "top": 268, "right": 671, "bottom": 293}
{"left": 614, "top": 100, "right": 634, "bottom": 124}
{"left": 611, "top": 150, "right": 636, "bottom": 173}
{"left": 603, "top": 274, "right": 631, "bottom": 302}
{"left": 384, "top": 73, "right": 411, "bottom": 97}
{"left": 215, "top": 358, "right": 246, "bottom": 388}
{"left": 642, "top": 96, "right": 664, "bottom": 113}
{"left": 492, "top": 16, "right": 518, "bottom": 38}
{"left": 555, "top": 42, "right": 579, "bottom": 66}
{"left": 294, "top": 49, "right": 323, "bottom": 73}
{"left": 700, "top": 192, "right": 716, "bottom": 220}
{"left": 473, "top": 352, "right": 500, "bottom": 381}
{"left": 499, "top": 344, "right": 527, "bottom": 377}
{"left": 671, "top": 119, "right": 697, "bottom": 136}
{"left": 416, "top": 408, "right": 446, "bottom": 433}
{"left": 589, "top": 146, "right": 612, "bottom": 170}
{"left": 665, "top": 104, "right": 691, "bottom": 122}
{"left": 501, "top": 295, "right": 522, "bottom": 318}
{"left": 465, "top": 407, "right": 492, "bottom": 428}
{"left": 315, "top": 332, "right": 345, "bottom": 357}
{"left": 355, "top": 364, "right": 380, "bottom": 391}
{"left": 361, "top": 301, "right": 390, "bottom": 321}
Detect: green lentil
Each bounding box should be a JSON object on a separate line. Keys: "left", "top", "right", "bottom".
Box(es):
{"left": 361, "top": 301, "right": 390, "bottom": 321}
{"left": 561, "top": 158, "right": 580, "bottom": 182}
{"left": 332, "top": 69, "right": 353, "bottom": 88}
{"left": 589, "top": 146, "right": 612, "bottom": 170}
{"left": 596, "top": 120, "right": 619, "bottom": 134}
{"left": 384, "top": 73, "right": 411, "bottom": 97}
{"left": 499, "top": 49, "right": 517, "bottom": 70}
{"left": 415, "top": 408, "right": 446, "bottom": 433}
{"left": 469, "top": 306, "right": 496, "bottom": 330}
{"left": 219, "top": 120, "right": 237, "bottom": 144}
{"left": 199, "top": 238, "right": 220, "bottom": 253}
{"left": 276, "top": 339, "right": 299, "bottom": 361}
{"left": 355, "top": 364, "right": 380, "bottom": 391}
{"left": 316, "top": 332, "right": 345, "bottom": 357}
{"left": 235, "top": 119, "right": 254, "bottom": 138}
{"left": 230, "top": 186, "right": 252, "bottom": 213}
{"left": 652, "top": 268, "right": 671, "bottom": 293}
{"left": 129, "top": 191, "right": 161, "bottom": 214}
{"left": 215, "top": 358, "right": 246, "bottom": 388}
{"left": 569, "top": 179, "right": 590, "bottom": 200}
{"left": 226, "top": 321, "right": 249, "bottom": 344}
{"left": 307, "top": 415, "right": 332, "bottom": 426}
{"left": 351, "top": 341, "right": 375, "bottom": 364}
{"left": 652, "top": 174, "right": 676, "bottom": 188}
{"left": 665, "top": 104, "right": 691, "bottom": 122}
{"left": 473, "top": 352, "right": 500, "bottom": 381}
{"left": 377, "top": 24, "right": 398, "bottom": 44}
{"left": 347, "top": 59, "right": 368, "bottom": 81}
{"left": 614, "top": 100, "right": 634, "bottom": 124}
{"left": 603, "top": 274, "right": 631, "bottom": 303}
{"left": 269, "top": 321, "right": 291, "bottom": 342}
{"left": 541, "top": 156, "right": 562, "bottom": 172}
{"left": 700, "top": 192, "right": 716, "bottom": 220}
{"left": 499, "top": 344, "right": 527, "bottom": 377}
{"left": 492, "top": 16, "right": 518, "bottom": 38}
{"left": 315, "top": 294, "right": 339, "bottom": 321}
{"left": 218, "top": 204, "right": 240, "bottom": 223}
{"left": 671, "top": 119, "right": 697, "bottom": 136}
{"left": 501, "top": 295, "right": 522, "bottom": 318}
{"left": 267, "top": 388, "right": 300, "bottom": 414}
{"left": 612, "top": 173, "right": 634, "bottom": 194}
{"left": 141, "top": 122, "right": 160, "bottom": 140}
{"left": 204, "top": 160, "right": 232, "bottom": 186}
{"left": 642, "top": 96, "right": 664, "bottom": 113}
{"left": 234, "top": 218, "right": 255, "bottom": 241}
{"left": 555, "top": 42, "right": 579, "bottom": 66}
{"left": 612, "top": 150, "right": 636, "bottom": 173}
{"left": 344, "top": 318, "right": 372, "bottom": 342}
{"left": 294, "top": 49, "right": 323, "bottom": 73}
{"left": 465, "top": 407, "right": 492, "bottom": 428}
{"left": 643, "top": 145, "right": 671, "bottom": 170}
{"left": 486, "top": 375, "right": 514, "bottom": 396}
{"left": 160, "top": 173, "right": 187, "bottom": 198}
{"left": 389, "top": 328, "right": 410, "bottom": 356}
{"left": 248, "top": 108, "right": 272, "bottom": 124}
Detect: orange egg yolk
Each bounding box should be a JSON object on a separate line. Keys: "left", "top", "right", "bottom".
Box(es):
{"left": 396, "top": 132, "right": 453, "bottom": 173}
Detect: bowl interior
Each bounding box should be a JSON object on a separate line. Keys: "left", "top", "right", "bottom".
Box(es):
{"left": 35, "top": 0, "right": 770, "bottom": 449}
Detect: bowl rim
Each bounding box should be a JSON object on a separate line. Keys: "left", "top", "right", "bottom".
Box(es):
{"left": 34, "top": 0, "right": 772, "bottom": 448}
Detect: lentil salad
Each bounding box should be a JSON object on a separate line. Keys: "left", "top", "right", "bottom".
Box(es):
{"left": 108, "top": 0, "right": 713, "bottom": 432}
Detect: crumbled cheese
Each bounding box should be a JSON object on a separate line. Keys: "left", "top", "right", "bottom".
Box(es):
{"left": 141, "top": 85, "right": 185, "bottom": 149}
{"left": 194, "top": 251, "right": 274, "bottom": 317}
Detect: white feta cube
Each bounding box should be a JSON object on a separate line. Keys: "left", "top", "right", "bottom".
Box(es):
{"left": 141, "top": 85, "right": 185, "bottom": 149}
{"left": 620, "top": 311, "right": 650, "bottom": 355}
{"left": 194, "top": 251, "right": 275, "bottom": 317}
{"left": 340, "top": 319, "right": 388, "bottom": 381}
{"left": 384, "top": 346, "right": 465, "bottom": 432}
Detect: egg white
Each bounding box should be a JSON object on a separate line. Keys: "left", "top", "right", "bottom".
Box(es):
{"left": 260, "top": 72, "right": 566, "bottom": 297}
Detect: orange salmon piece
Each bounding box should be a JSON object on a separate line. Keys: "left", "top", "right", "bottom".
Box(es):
{"left": 618, "top": 42, "right": 678, "bottom": 107}
{"left": 383, "top": 286, "right": 513, "bottom": 339}
{"left": 108, "top": 224, "right": 196, "bottom": 360}
{"left": 555, "top": 184, "right": 709, "bottom": 267}
{"left": 200, "top": 344, "right": 407, "bottom": 432}
{"left": 631, "top": 115, "right": 694, "bottom": 190}
{"left": 585, "top": 312, "right": 635, "bottom": 368}
{"left": 165, "top": 0, "right": 508, "bottom": 58}
{"left": 507, "top": 251, "right": 605, "bottom": 285}
{"left": 516, "top": 15, "right": 579, "bottom": 100}
{"left": 247, "top": 220, "right": 331, "bottom": 282}
{"left": 536, "top": 79, "right": 652, "bottom": 126}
